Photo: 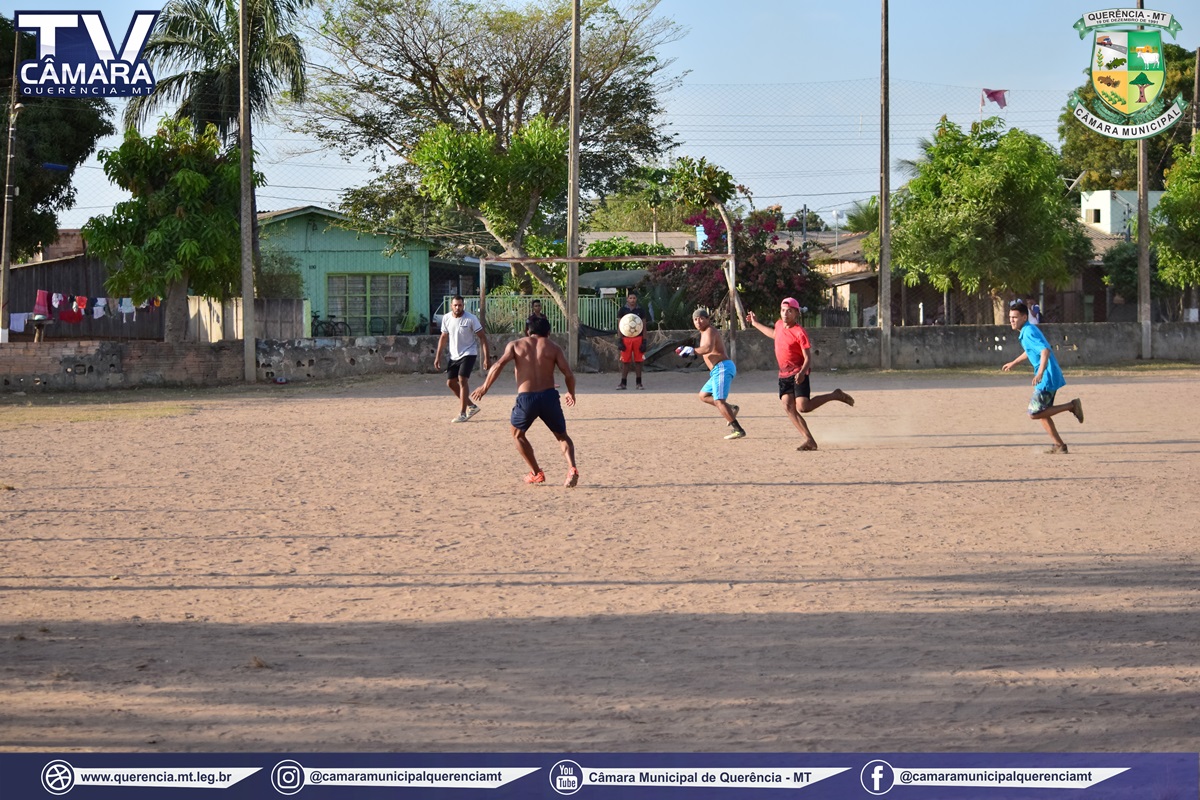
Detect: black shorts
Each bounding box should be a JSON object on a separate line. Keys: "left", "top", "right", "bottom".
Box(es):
{"left": 511, "top": 388, "right": 567, "bottom": 435}
{"left": 447, "top": 355, "right": 477, "bottom": 379}
{"left": 779, "top": 373, "right": 811, "bottom": 399}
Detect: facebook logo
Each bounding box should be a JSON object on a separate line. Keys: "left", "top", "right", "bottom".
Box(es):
{"left": 15, "top": 11, "right": 159, "bottom": 97}
{"left": 860, "top": 760, "right": 895, "bottom": 795}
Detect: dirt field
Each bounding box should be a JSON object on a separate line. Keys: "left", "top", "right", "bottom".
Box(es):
{"left": 2, "top": 364, "right": 1199, "bottom": 752}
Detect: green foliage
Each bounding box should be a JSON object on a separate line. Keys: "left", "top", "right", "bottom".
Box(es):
{"left": 884, "top": 117, "right": 1085, "bottom": 295}
{"left": 1058, "top": 43, "right": 1195, "bottom": 191}
{"left": 0, "top": 17, "right": 114, "bottom": 258}
{"left": 842, "top": 196, "right": 879, "bottom": 234}
{"left": 307, "top": 0, "right": 680, "bottom": 240}
{"left": 651, "top": 207, "right": 826, "bottom": 317}
{"left": 125, "top": 0, "right": 312, "bottom": 139}
{"left": 1101, "top": 240, "right": 1164, "bottom": 299}
{"left": 667, "top": 156, "right": 737, "bottom": 209}
{"left": 584, "top": 236, "right": 672, "bottom": 271}
{"left": 82, "top": 120, "right": 249, "bottom": 302}
{"left": 1153, "top": 146, "right": 1200, "bottom": 289}
{"left": 587, "top": 166, "right": 698, "bottom": 232}
{"left": 412, "top": 114, "right": 569, "bottom": 249}
{"left": 641, "top": 283, "right": 692, "bottom": 330}
{"left": 255, "top": 246, "right": 305, "bottom": 298}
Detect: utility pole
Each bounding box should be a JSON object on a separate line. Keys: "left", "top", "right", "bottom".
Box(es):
{"left": 0, "top": 36, "right": 21, "bottom": 345}
{"left": 566, "top": 0, "right": 581, "bottom": 368}
{"left": 878, "top": 0, "right": 892, "bottom": 367}
{"left": 1136, "top": 0, "right": 1150, "bottom": 358}
{"left": 238, "top": 0, "right": 256, "bottom": 381}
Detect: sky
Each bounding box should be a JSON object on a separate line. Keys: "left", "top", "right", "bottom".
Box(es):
{"left": 19, "top": 0, "right": 1200, "bottom": 228}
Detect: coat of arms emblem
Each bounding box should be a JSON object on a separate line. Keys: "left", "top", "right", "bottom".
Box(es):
{"left": 1070, "top": 8, "right": 1188, "bottom": 139}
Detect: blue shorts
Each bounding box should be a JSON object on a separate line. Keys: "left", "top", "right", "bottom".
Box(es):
{"left": 701, "top": 360, "right": 737, "bottom": 401}
{"left": 1028, "top": 388, "right": 1056, "bottom": 415}
{"left": 511, "top": 388, "right": 567, "bottom": 434}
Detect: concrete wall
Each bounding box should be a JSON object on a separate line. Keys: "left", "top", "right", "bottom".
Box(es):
{"left": 1, "top": 341, "right": 243, "bottom": 392}
{"left": 2, "top": 324, "right": 1196, "bottom": 393}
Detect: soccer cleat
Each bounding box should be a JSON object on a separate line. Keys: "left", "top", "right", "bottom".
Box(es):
{"left": 451, "top": 413, "right": 469, "bottom": 423}
{"left": 1071, "top": 399, "right": 1084, "bottom": 424}
{"left": 635, "top": 382, "right": 644, "bottom": 390}
{"left": 565, "top": 467, "right": 580, "bottom": 488}
{"left": 616, "top": 382, "right": 627, "bottom": 390}
{"left": 524, "top": 470, "right": 546, "bottom": 484}
{"left": 724, "top": 428, "right": 747, "bottom": 440}
{"left": 1045, "top": 444, "right": 1069, "bottom": 454}
{"left": 466, "top": 404, "right": 482, "bottom": 419}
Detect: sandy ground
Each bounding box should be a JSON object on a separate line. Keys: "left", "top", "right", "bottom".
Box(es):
{"left": 1, "top": 364, "right": 1199, "bottom": 753}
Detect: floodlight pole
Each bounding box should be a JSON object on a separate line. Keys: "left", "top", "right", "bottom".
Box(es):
{"left": 878, "top": 0, "right": 892, "bottom": 368}
{"left": 0, "top": 36, "right": 21, "bottom": 345}
{"left": 1136, "top": 0, "right": 1150, "bottom": 358}
{"left": 566, "top": 0, "right": 581, "bottom": 368}
{"left": 238, "top": 0, "right": 256, "bottom": 381}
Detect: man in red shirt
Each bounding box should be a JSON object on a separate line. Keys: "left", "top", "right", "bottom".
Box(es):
{"left": 746, "top": 297, "right": 854, "bottom": 451}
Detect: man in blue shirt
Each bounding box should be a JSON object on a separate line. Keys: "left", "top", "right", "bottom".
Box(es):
{"left": 1002, "top": 301, "right": 1084, "bottom": 453}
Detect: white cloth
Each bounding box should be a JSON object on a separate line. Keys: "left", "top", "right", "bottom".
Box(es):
{"left": 52, "top": 293, "right": 64, "bottom": 308}
{"left": 93, "top": 298, "right": 107, "bottom": 319}
{"left": 9, "top": 313, "right": 27, "bottom": 333}
{"left": 440, "top": 310, "right": 483, "bottom": 359}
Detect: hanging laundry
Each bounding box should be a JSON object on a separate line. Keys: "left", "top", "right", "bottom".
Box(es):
{"left": 52, "top": 293, "right": 64, "bottom": 309}
{"left": 75, "top": 295, "right": 88, "bottom": 310}
{"left": 9, "top": 313, "right": 28, "bottom": 333}
{"left": 58, "top": 308, "right": 84, "bottom": 324}
{"left": 92, "top": 298, "right": 107, "bottom": 319}
{"left": 33, "top": 289, "right": 50, "bottom": 318}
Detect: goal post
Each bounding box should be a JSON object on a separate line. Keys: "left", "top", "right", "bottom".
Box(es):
{"left": 477, "top": 253, "right": 734, "bottom": 369}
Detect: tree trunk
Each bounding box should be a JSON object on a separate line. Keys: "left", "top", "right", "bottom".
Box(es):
{"left": 715, "top": 202, "right": 746, "bottom": 329}
{"left": 990, "top": 292, "right": 1007, "bottom": 325}
{"left": 162, "top": 278, "right": 190, "bottom": 343}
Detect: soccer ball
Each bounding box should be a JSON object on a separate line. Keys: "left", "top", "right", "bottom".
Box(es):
{"left": 618, "top": 313, "right": 644, "bottom": 338}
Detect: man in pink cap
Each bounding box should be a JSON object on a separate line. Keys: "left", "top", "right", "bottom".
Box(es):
{"left": 747, "top": 297, "right": 854, "bottom": 451}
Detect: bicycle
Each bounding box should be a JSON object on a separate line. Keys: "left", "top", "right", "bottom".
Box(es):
{"left": 311, "top": 313, "right": 353, "bottom": 336}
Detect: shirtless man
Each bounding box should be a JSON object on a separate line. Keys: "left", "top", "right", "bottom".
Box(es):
{"left": 471, "top": 316, "right": 580, "bottom": 486}
{"left": 677, "top": 307, "right": 746, "bottom": 440}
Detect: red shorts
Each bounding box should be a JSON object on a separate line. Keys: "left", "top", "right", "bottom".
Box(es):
{"left": 620, "top": 336, "right": 644, "bottom": 363}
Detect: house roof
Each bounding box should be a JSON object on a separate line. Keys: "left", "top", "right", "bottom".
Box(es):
{"left": 257, "top": 205, "right": 354, "bottom": 224}
{"left": 1081, "top": 224, "right": 1128, "bottom": 263}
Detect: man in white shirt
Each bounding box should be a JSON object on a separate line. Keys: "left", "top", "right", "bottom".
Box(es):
{"left": 434, "top": 295, "right": 492, "bottom": 423}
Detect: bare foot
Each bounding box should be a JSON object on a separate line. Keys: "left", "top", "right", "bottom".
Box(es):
{"left": 798, "top": 441, "right": 818, "bottom": 451}
{"left": 834, "top": 389, "right": 854, "bottom": 407}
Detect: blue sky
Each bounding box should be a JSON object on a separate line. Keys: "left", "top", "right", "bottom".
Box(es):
{"left": 23, "top": 0, "right": 1199, "bottom": 226}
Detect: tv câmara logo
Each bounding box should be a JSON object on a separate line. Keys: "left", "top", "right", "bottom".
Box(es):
{"left": 15, "top": 10, "right": 160, "bottom": 98}
{"left": 1069, "top": 7, "right": 1189, "bottom": 140}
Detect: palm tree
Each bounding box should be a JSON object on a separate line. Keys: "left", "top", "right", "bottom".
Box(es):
{"left": 122, "top": 0, "right": 310, "bottom": 293}
{"left": 124, "top": 0, "right": 310, "bottom": 139}
{"left": 842, "top": 196, "right": 879, "bottom": 234}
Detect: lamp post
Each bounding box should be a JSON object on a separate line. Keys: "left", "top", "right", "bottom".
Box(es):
{"left": 0, "top": 101, "right": 22, "bottom": 344}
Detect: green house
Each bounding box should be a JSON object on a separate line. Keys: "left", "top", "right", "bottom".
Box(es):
{"left": 257, "top": 206, "right": 507, "bottom": 336}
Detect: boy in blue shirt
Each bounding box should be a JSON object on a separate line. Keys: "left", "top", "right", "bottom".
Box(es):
{"left": 1002, "top": 301, "right": 1084, "bottom": 453}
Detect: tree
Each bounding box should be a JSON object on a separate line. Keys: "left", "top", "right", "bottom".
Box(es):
{"left": 123, "top": 0, "right": 311, "bottom": 138}
{"left": 883, "top": 117, "right": 1090, "bottom": 322}
{"left": 666, "top": 156, "right": 746, "bottom": 326}
{"left": 1057, "top": 43, "right": 1195, "bottom": 192}
{"left": 587, "top": 166, "right": 696, "bottom": 235}
{"left": 0, "top": 17, "right": 114, "bottom": 258}
{"left": 1101, "top": 240, "right": 1163, "bottom": 301}
{"left": 650, "top": 206, "right": 826, "bottom": 321}
{"left": 82, "top": 120, "right": 253, "bottom": 342}
{"left": 1153, "top": 146, "right": 1200, "bottom": 291}
{"left": 411, "top": 115, "right": 571, "bottom": 307}
{"left": 842, "top": 196, "right": 879, "bottom": 235}
{"left": 302, "top": 0, "right": 681, "bottom": 290}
